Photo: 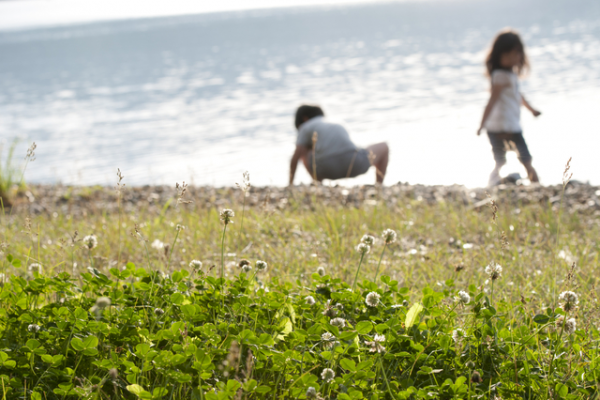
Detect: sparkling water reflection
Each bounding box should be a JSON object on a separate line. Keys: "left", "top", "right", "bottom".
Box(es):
{"left": 0, "top": 0, "right": 599, "bottom": 187}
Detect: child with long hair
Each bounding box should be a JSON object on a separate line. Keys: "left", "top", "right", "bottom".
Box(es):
{"left": 477, "top": 30, "right": 541, "bottom": 186}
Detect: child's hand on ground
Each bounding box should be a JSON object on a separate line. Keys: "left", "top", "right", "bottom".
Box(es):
{"left": 532, "top": 109, "right": 542, "bottom": 117}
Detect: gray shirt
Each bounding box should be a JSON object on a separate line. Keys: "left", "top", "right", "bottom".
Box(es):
{"left": 296, "top": 117, "right": 358, "bottom": 161}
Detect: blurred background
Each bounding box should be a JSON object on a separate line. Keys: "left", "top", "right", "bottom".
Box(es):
{"left": 0, "top": 0, "right": 598, "bottom": 187}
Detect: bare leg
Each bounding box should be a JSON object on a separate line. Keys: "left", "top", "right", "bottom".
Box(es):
{"left": 366, "top": 142, "right": 389, "bottom": 184}
{"left": 522, "top": 161, "right": 539, "bottom": 183}
{"left": 489, "top": 160, "right": 505, "bottom": 187}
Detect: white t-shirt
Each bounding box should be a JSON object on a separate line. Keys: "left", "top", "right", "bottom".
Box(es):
{"left": 296, "top": 116, "right": 358, "bottom": 160}
{"left": 485, "top": 69, "right": 522, "bottom": 133}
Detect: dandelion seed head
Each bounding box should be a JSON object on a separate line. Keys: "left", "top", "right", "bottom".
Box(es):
{"left": 83, "top": 235, "right": 98, "bottom": 250}
{"left": 382, "top": 229, "right": 397, "bottom": 244}
{"left": 320, "top": 368, "right": 335, "bottom": 383}
{"left": 365, "top": 291, "right": 381, "bottom": 307}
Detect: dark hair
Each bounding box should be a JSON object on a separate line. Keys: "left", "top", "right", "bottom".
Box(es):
{"left": 294, "top": 105, "right": 324, "bottom": 129}
{"left": 485, "top": 30, "right": 529, "bottom": 77}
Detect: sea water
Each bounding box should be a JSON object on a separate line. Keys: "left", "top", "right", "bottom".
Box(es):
{"left": 0, "top": 0, "right": 599, "bottom": 187}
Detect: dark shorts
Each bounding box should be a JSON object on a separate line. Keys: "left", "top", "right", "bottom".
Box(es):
{"left": 308, "top": 149, "right": 371, "bottom": 180}
{"left": 487, "top": 132, "right": 532, "bottom": 164}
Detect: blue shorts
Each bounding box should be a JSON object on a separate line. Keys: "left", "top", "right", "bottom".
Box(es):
{"left": 308, "top": 149, "right": 371, "bottom": 180}
{"left": 487, "top": 132, "right": 532, "bottom": 164}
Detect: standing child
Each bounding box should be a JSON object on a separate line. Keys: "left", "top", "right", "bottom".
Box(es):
{"left": 477, "top": 30, "right": 541, "bottom": 186}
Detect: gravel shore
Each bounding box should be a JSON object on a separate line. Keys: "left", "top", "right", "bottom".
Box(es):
{"left": 5, "top": 181, "right": 600, "bottom": 216}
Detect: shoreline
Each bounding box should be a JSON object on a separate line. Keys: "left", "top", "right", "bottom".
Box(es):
{"left": 5, "top": 181, "right": 600, "bottom": 215}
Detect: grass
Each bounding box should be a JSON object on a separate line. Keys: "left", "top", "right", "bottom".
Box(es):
{"left": 0, "top": 139, "right": 36, "bottom": 207}
{"left": 2, "top": 186, "right": 597, "bottom": 296}
{"left": 0, "top": 182, "right": 599, "bottom": 399}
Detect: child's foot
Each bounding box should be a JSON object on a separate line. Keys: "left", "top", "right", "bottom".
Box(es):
{"left": 488, "top": 171, "right": 502, "bottom": 187}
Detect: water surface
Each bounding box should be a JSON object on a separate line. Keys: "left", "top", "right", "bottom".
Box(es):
{"left": 0, "top": 0, "right": 599, "bottom": 187}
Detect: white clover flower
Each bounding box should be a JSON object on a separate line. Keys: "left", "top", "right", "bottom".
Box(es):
{"left": 305, "top": 295, "right": 316, "bottom": 305}
{"left": 320, "top": 368, "right": 335, "bottom": 383}
{"left": 256, "top": 260, "right": 267, "bottom": 272}
{"left": 242, "top": 265, "right": 252, "bottom": 273}
{"left": 559, "top": 291, "right": 579, "bottom": 312}
{"left": 565, "top": 318, "right": 577, "bottom": 335}
{"left": 321, "top": 332, "right": 338, "bottom": 349}
{"left": 357, "top": 243, "right": 370, "bottom": 255}
{"left": 151, "top": 239, "right": 164, "bottom": 250}
{"left": 484, "top": 262, "right": 502, "bottom": 281}
{"left": 28, "top": 263, "right": 42, "bottom": 274}
{"left": 306, "top": 387, "right": 318, "bottom": 400}
{"left": 382, "top": 229, "right": 397, "bottom": 245}
{"left": 330, "top": 318, "right": 346, "bottom": 329}
{"left": 189, "top": 260, "right": 202, "bottom": 270}
{"left": 154, "top": 308, "right": 165, "bottom": 316}
{"left": 82, "top": 235, "right": 98, "bottom": 250}
{"left": 361, "top": 235, "right": 375, "bottom": 246}
{"left": 316, "top": 266, "right": 326, "bottom": 276}
{"left": 322, "top": 299, "right": 337, "bottom": 317}
{"left": 220, "top": 209, "right": 235, "bottom": 225}
{"left": 365, "top": 334, "right": 386, "bottom": 353}
{"left": 365, "top": 291, "right": 381, "bottom": 307}
{"left": 457, "top": 290, "right": 471, "bottom": 304}
{"left": 176, "top": 224, "right": 185, "bottom": 231}
{"left": 95, "top": 296, "right": 111, "bottom": 309}
{"left": 28, "top": 324, "right": 40, "bottom": 333}
{"left": 452, "top": 328, "right": 466, "bottom": 343}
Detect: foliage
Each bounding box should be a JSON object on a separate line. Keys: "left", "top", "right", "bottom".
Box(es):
{"left": 0, "top": 139, "right": 20, "bottom": 206}
{"left": 0, "top": 180, "right": 598, "bottom": 399}
{"left": 0, "top": 252, "right": 596, "bottom": 398}
{"left": 0, "top": 138, "right": 36, "bottom": 207}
